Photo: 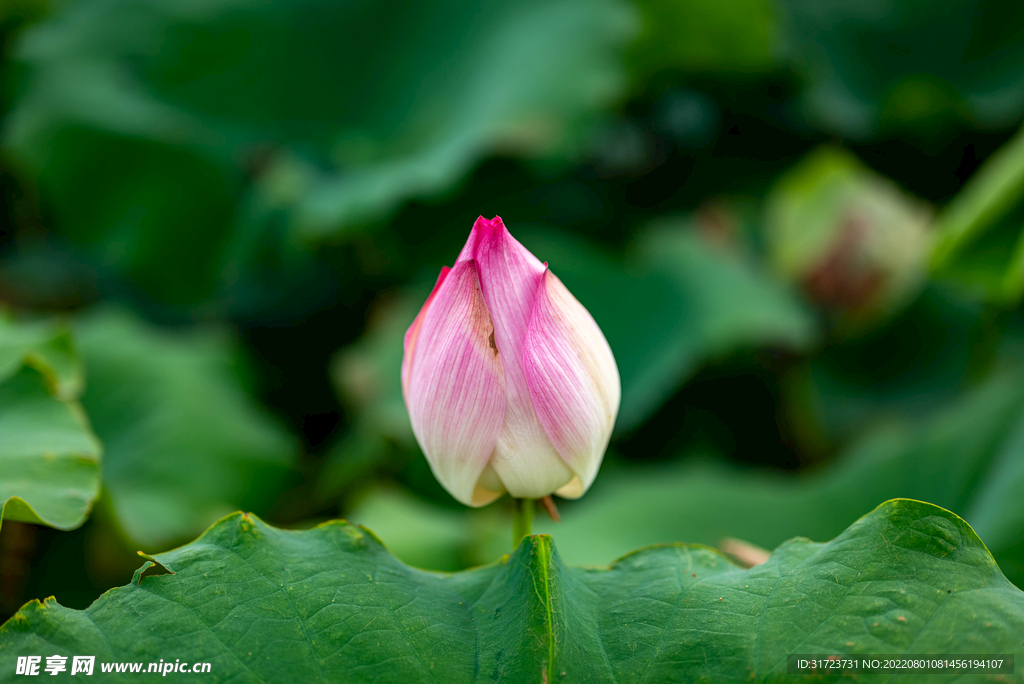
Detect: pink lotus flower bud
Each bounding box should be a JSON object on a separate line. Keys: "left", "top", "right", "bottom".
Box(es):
{"left": 402, "top": 216, "right": 620, "bottom": 506}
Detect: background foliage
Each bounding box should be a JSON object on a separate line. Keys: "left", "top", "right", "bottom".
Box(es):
{"left": 2, "top": 0, "right": 1024, "bottom": 674}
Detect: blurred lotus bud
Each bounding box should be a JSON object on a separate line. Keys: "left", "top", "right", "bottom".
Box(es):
{"left": 401, "top": 216, "right": 620, "bottom": 507}
{"left": 764, "top": 147, "right": 932, "bottom": 327}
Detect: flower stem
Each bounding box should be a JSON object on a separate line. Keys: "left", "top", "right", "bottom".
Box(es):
{"left": 512, "top": 498, "right": 534, "bottom": 549}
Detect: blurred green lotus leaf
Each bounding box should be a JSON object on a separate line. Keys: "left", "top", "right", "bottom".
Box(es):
{"left": 628, "top": 0, "right": 775, "bottom": 81}
{"left": 3, "top": 500, "right": 1023, "bottom": 681}
{"left": 2, "top": 0, "right": 636, "bottom": 306}
{"left": 791, "top": 285, "right": 989, "bottom": 449}
{"left": 0, "top": 314, "right": 101, "bottom": 532}
{"left": 74, "top": 309, "right": 298, "bottom": 549}
{"left": 0, "top": 314, "right": 81, "bottom": 399}
{"left": 764, "top": 146, "right": 932, "bottom": 331}
{"left": 315, "top": 294, "right": 420, "bottom": 503}
{"left": 626, "top": 219, "right": 816, "bottom": 423}
{"left": 332, "top": 297, "right": 417, "bottom": 453}
{"left": 775, "top": 0, "right": 1024, "bottom": 138}
{"left": 931, "top": 126, "right": 1024, "bottom": 304}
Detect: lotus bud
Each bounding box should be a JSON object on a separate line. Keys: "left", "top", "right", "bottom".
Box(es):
{"left": 764, "top": 146, "right": 932, "bottom": 329}
{"left": 401, "top": 216, "right": 620, "bottom": 507}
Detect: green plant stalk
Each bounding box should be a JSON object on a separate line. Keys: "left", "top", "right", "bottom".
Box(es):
{"left": 512, "top": 498, "right": 534, "bottom": 548}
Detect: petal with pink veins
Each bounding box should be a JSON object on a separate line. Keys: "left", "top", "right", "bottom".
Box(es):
{"left": 402, "top": 260, "right": 506, "bottom": 506}
{"left": 524, "top": 269, "right": 620, "bottom": 498}
{"left": 473, "top": 218, "right": 575, "bottom": 498}
{"left": 401, "top": 265, "right": 450, "bottom": 398}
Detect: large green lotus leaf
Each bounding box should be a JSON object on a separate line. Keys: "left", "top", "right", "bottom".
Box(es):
{"left": 1, "top": 500, "right": 1021, "bottom": 682}
{"left": 3, "top": 0, "right": 634, "bottom": 306}
{"left": 0, "top": 316, "right": 100, "bottom": 532}
{"left": 775, "top": 0, "right": 1024, "bottom": 138}
{"left": 74, "top": 309, "right": 298, "bottom": 549}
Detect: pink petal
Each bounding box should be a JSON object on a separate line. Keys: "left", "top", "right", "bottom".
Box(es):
{"left": 471, "top": 217, "right": 574, "bottom": 498}
{"left": 524, "top": 269, "right": 620, "bottom": 498}
{"left": 454, "top": 216, "right": 487, "bottom": 264}
{"left": 402, "top": 260, "right": 506, "bottom": 506}
{"left": 401, "top": 265, "right": 450, "bottom": 398}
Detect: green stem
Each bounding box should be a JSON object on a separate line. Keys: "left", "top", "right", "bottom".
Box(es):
{"left": 512, "top": 498, "right": 534, "bottom": 549}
